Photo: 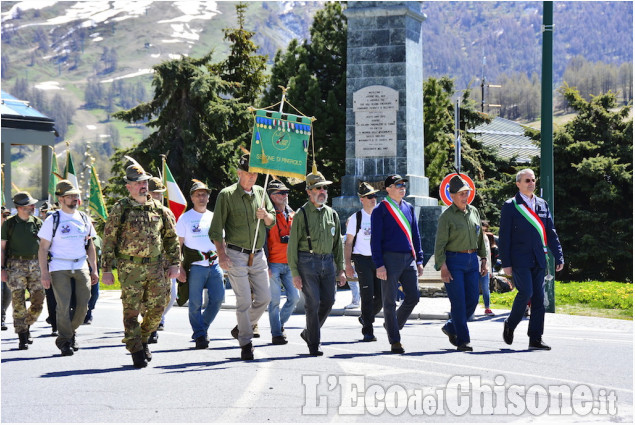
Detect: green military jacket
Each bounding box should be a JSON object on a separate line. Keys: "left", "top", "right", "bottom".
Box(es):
{"left": 287, "top": 201, "right": 345, "bottom": 278}
{"left": 209, "top": 182, "right": 275, "bottom": 250}
{"left": 434, "top": 203, "right": 486, "bottom": 270}
{"left": 1, "top": 215, "right": 42, "bottom": 257}
{"left": 101, "top": 196, "right": 180, "bottom": 271}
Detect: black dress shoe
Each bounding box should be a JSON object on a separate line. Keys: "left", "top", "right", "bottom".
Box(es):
{"left": 529, "top": 339, "right": 551, "bottom": 350}
{"left": 362, "top": 334, "right": 377, "bottom": 342}
{"left": 132, "top": 350, "right": 148, "bottom": 368}
{"left": 391, "top": 342, "right": 405, "bottom": 354}
{"left": 272, "top": 335, "right": 288, "bottom": 345}
{"left": 241, "top": 342, "right": 254, "bottom": 360}
{"left": 195, "top": 335, "right": 209, "bottom": 349}
{"left": 442, "top": 326, "right": 458, "bottom": 347}
{"left": 231, "top": 325, "right": 239, "bottom": 339}
{"left": 503, "top": 320, "right": 514, "bottom": 345}
{"left": 457, "top": 343, "right": 473, "bottom": 352}
{"left": 142, "top": 342, "right": 152, "bottom": 361}
{"left": 309, "top": 348, "right": 323, "bottom": 357}
{"left": 148, "top": 331, "right": 159, "bottom": 344}
{"left": 60, "top": 343, "right": 74, "bottom": 357}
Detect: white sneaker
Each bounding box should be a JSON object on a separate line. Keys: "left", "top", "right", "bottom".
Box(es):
{"left": 344, "top": 303, "right": 360, "bottom": 309}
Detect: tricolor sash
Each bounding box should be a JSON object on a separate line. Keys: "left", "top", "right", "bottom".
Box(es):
{"left": 383, "top": 197, "right": 417, "bottom": 260}
{"left": 512, "top": 198, "right": 548, "bottom": 259}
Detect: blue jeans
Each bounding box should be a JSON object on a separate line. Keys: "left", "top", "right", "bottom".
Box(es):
{"left": 297, "top": 252, "right": 336, "bottom": 351}
{"left": 381, "top": 252, "right": 419, "bottom": 344}
{"left": 188, "top": 264, "right": 225, "bottom": 340}
{"left": 268, "top": 263, "right": 299, "bottom": 337}
{"left": 479, "top": 272, "right": 490, "bottom": 308}
{"left": 443, "top": 252, "right": 479, "bottom": 346}
{"left": 507, "top": 266, "right": 546, "bottom": 340}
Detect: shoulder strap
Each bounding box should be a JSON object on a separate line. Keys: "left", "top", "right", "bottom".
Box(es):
{"left": 300, "top": 206, "right": 313, "bottom": 254}
{"left": 352, "top": 210, "right": 362, "bottom": 249}
{"left": 51, "top": 210, "right": 61, "bottom": 239}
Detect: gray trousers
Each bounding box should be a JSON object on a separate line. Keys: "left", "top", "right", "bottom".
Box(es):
{"left": 297, "top": 252, "right": 336, "bottom": 351}
{"left": 50, "top": 269, "right": 91, "bottom": 349}
{"left": 226, "top": 249, "right": 271, "bottom": 347}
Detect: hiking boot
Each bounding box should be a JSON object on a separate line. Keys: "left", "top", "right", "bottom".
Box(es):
{"left": 148, "top": 331, "right": 159, "bottom": 344}
{"left": 230, "top": 325, "right": 239, "bottom": 339}
{"left": 240, "top": 342, "right": 254, "bottom": 360}
{"left": 18, "top": 332, "right": 29, "bottom": 350}
{"left": 71, "top": 333, "right": 79, "bottom": 351}
{"left": 529, "top": 339, "right": 551, "bottom": 350}
{"left": 27, "top": 326, "right": 33, "bottom": 344}
{"left": 142, "top": 342, "right": 152, "bottom": 361}
{"left": 309, "top": 348, "right": 323, "bottom": 357}
{"left": 60, "top": 342, "right": 74, "bottom": 357}
{"left": 195, "top": 335, "right": 209, "bottom": 349}
{"left": 272, "top": 335, "right": 288, "bottom": 345}
{"left": 253, "top": 323, "right": 260, "bottom": 338}
{"left": 457, "top": 343, "right": 473, "bottom": 352}
{"left": 503, "top": 320, "right": 514, "bottom": 345}
{"left": 390, "top": 342, "right": 405, "bottom": 354}
{"left": 131, "top": 350, "right": 148, "bottom": 368}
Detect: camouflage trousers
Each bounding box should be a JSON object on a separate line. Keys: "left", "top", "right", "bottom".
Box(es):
{"left": 119, "top": 260, "right": 170, "bottom": 353}
{"left": 6, "top": 258, "right": 44, "bottom": 334}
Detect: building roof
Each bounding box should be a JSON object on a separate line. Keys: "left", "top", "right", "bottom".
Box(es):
{"left": 1, "top": 90, "right": 56, "bottom": 133}
{"left": 467, "top": 116, "right": 539, "bottom": 164}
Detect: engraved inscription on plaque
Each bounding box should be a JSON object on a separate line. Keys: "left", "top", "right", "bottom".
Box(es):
{"left": 353, "top": 85, "right": 399, "bottom": 157}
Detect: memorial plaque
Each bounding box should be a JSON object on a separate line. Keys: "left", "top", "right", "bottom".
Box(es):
{"left": 353, "top": 85, "right": 399, "bottom": 157}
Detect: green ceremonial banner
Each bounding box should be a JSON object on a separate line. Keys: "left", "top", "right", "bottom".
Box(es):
{"left": 248, "top": 109, "right": 311, "bottom": 180}
{"left": 89, "top": 165, "right": 108, "bottom": 221}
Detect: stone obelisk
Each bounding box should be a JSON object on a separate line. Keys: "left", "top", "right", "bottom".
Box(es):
{"left": 332, "top": 1, "right": 442, "bottom": 261}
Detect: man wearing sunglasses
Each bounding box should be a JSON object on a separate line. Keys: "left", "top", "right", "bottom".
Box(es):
{"left": 370, "top": 175, "right": 424, "bottom": 354}
{"left": 345, "top": 182, "right": 383, "bottom": 342}
{"left": 499, "top": 168, "right": 564, "bottom": 350}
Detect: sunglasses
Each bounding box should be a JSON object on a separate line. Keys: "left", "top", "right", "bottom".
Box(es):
{"left": 364, "top": 194, "right": 377, "bottom": 199}
{"left": 273, "top": 191, "right": 289, "bottom": 196}
{"left": 394, "top": 183, "right": 407, "bottom": 189}
{"left": 523, "top": 178, "right": 536, "bottom": 183}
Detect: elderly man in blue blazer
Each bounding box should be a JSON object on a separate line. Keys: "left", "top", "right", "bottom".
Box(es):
{"left": 499, "top": 169, "right": 564, "bottom": 350}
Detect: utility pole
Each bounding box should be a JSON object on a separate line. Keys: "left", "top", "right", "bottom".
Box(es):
{"left": 480, "top": 53, "right": 501, "bottom": 114}
{"left": 541, "top": 1, "right": 556, "bottom": 313}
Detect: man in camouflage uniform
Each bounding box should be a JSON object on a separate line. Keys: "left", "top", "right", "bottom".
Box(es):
{"left": 102, "top": 163, "right": 180, "bottom": 368}
{"left": 1, "top": 192, "right": 45, "bottom": 350}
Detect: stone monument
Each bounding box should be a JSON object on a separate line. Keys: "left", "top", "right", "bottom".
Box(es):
{"left": 332, "top": 1, "right": 443, "bottom": 262}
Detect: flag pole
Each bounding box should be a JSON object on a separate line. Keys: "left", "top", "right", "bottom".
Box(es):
{"left": 247, "top": 87, "right": 288, "bottom": 266}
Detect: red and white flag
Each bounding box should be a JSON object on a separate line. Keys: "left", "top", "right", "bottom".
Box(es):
{"left": 162, "top": 159, "right": 187, "bottom": 221}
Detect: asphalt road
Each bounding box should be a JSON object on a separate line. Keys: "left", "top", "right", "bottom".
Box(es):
{"left": 1, "top": 290, "right": 632, "bottom": 423}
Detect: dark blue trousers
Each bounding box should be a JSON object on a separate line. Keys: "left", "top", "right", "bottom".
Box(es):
{"left": 507, "top": 266, "right": 546, "bottom": 340}
{"left": 443, "top": 252, "right": 480, "bottom": 346}
{"left": 297, "top": 252, "right": 336, "bottom": 351}
{"left": 381, "top": 252, "right": 419, "bottom": 344}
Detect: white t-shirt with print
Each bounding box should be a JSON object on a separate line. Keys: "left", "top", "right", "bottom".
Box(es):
{"left": 176, "top": 209, "right": 217, "bottom": 267}
{"left": 346, "top": 209, "right": 373, "bottom": 256}
{"left": 38, "top": 210, "right": 96, "bottom": 272}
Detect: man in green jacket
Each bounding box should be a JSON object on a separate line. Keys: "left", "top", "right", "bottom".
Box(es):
{"left": 209, "top": 154, "right": 275, "bottom": 361}
{"left": 287, "top": 171, "right": 346, "bottom": 356}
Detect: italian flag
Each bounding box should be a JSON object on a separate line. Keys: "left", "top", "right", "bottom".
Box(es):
{"left": 64, "top": 149, "right": 79, "bottom": 190}
{"left": 162, "top": 159, "right": 187, "bottom": 221}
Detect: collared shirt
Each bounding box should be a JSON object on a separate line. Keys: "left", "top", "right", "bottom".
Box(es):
{"left": 370, "top": 198, "right": 424, "bottom": 268}
{"left": 266, "top": 205, "right": 294, "bottom": 264}
{"left": 287, "top": 201, "right": 345, "bottom": 277}
{"left": 209, "top": 182, "right": 275, "bottom": 250}
{"left": 520, "top": 192, "right": 536, "bottom": 211}
{"left": 1, "top": 215, "right": 41, "bottom": 257}
{"left": 433, "top": 203, "right": 486, "bottom": 270}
